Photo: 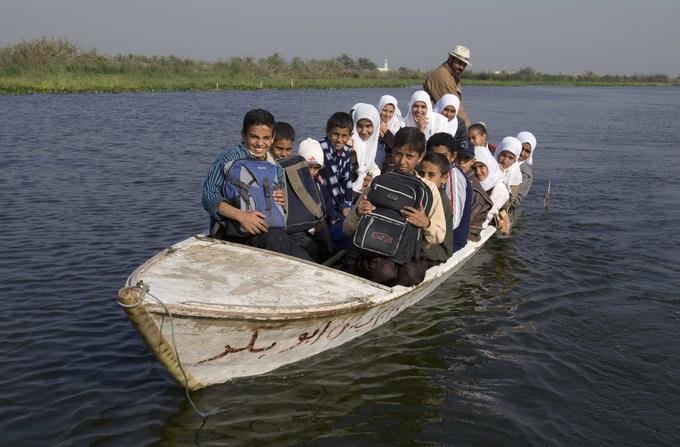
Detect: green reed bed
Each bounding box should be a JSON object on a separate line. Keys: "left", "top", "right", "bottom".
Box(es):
{"left": 1, "top": 38, "right": 678, "bottom": 94}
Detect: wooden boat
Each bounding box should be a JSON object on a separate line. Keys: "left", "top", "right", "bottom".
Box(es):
{"left": 118, "top": 226, "right": 496, "bottom": 390}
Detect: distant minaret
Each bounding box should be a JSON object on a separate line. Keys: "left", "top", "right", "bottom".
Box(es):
{"left": 377, "top": 58, "right": 389, "bottom": 72}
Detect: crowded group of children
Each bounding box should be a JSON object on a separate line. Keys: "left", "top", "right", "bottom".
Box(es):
{"left": 202, "top": 90, "right": 537, "bottom": 287}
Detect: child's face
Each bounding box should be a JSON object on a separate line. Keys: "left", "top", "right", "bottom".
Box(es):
{"left": 430, "top": 144, "right": 455, "bottom": 164}
{"left": 473, "top": 162, "right": 489, "bottom": 182}
{"left": 440, "top": 105, "right": 457, "bottom": 121}
{"left": 327, "top": 126, "right": 352, "bottom": 151}
{"left": 308, "top": 164, "right": 321, "bottom": 177}
{"left": 411, "top": 101, "right": 428, "bottom": 120}
{"left": 380, "top": 104, "right": 395, "bottom": 123}
{"left": 519, "top": 143, "right": 532, "bottom": 162}
{"left": 420, "top": 161, "right": 447, "bottom": 188}
{"left": 468, "top": 128, "right": 487, "bottom": 147}
{"left": 270, "top": 138, "right": 294, "bottom": 159}
{"left": 457, "top": 155, "right": 474, "bottom": 174}
{"left": 356, "top": 118, "right": 374, "bottom": 141}
{"left": 394, "top": 145, "right": 424, "bottom": 174}
{"left": 497, "top": 150, "right": 517, "bottom": 170}
{"left": 241, "top": 124, "right": 274, "bottom": 160}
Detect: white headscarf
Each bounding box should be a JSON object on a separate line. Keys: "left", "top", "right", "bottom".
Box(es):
{"left": 474, "top": 146, "right": 505, "bottom": 192}
{"left": 516, "top": 131, "right": 537, "bottom": 166}
{"left": 495, "top": 136, "right": 523, "bottom": 187}
{"left": 433, "top": 94, "right": 460, "bottom": 137}
{"left": 351, "top": 103, "right": 381, "bottom": 192}
{"left": 377, "top": 95, "right": 405, "bottom": 134}
{"left": 404, "top": 90, "right": 449, "bottom": 140}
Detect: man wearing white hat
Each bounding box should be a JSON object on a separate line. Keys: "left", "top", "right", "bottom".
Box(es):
{"left": 423, "top": 45, "right": 472, "bottom": 129}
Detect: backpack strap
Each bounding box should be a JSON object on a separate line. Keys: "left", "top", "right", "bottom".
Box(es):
{"left": 263, "top": 176, "right": 273, "bottom": 227}
{"left": 286, "top": 161, "right": 325, "bottom": 220}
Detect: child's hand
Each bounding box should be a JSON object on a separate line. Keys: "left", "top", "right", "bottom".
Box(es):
{"left": 401, "top": 203, "right": 429, "bottom": 228}
{"left": 415, "top": 115, "right": 429, "bottom": 131}
{"left": 379, "top": 121, "right": 388, "bottom": 137}
{"left": 357, "top": 198, "right": 376, "bottom": 216}
{"left": 239, "top": 211, "right": 268, "bottom": 234}
{"left": 362, "top": 174, "right": 373, "bottom": 191}
{"left": 497, "top": 212, "right": 510, "bottom": 235}
{"left": 272, "top": 189, "right": 285, "bottom": 206}
{"left": 341, "top": 208, "right": 350, "bottom": 218}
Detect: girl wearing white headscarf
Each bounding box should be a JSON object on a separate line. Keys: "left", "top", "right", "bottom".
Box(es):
{"left": 474, "top": 146, "right": 510, "bottom": 233}
{"left": 434, "top": 94, "right": 468, "bottom": 143}
{"left": 515, "top": 131, "right": 537, "bottom": 205}
{"left": 376, "top": 95, "right": 404, "bottom": 170}
{"left": 495, "top": 136, "right": 523, "bottom": 213}
{"left": 350, "top": 103, "right": 381, "bottom": 193}
{"left": 377, "top": 95, "right": 405, "bottom": 135}
{"left": 404, "top": 90, "right": 449, "bottom": 141}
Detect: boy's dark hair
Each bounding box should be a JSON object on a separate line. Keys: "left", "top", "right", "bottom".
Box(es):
{"left": 242, "top": 109, "right": 275, "bottom": 133}
{"left": 273, "top": 122, "right": 295, "bottom": 141}
{"left": 394, "top": 127, "right": 426, "bottom": 155}
{"left": 426, "top": 132, "right": 456, "bottom": 154}
{"left": 421, "top": 152, "right": 450, "bottom": 176}
{"left": 468, "top": 122, "right": 488, "bottom": 135}
{"left": 325, "top": 112, "right": 353, "bottom": 132}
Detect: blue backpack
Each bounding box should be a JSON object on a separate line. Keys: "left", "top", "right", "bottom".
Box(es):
{"left": 221, "top": 158, "right": 286, "bottom": 236}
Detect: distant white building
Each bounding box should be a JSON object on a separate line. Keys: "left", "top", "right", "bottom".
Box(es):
{"left": 377, "top": 59, "right": 389, "bottom": 72}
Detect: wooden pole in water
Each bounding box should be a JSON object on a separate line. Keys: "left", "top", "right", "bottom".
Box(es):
{"left": 544, "top": 179, "right": 551, "bottom": 209}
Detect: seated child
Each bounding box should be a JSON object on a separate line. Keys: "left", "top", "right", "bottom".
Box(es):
{"left": 468, "top": 122, "right": 496, "bottom": 155}
{"left": 434, "top": 94, "right": 468, "bottom": 145}
{"left": 418, "top": 152, "right": 454, "bottom": 265}
{"left": 404, "top": 90, "right": 450, "bottom": 141}
{"left": 343, "top": 127, "right": 446, "bottom": 286}
{"left": 269, "top": 122, "right": 295, "bottom": 160}
{"left": 350, "top": 103, "right": 382, "bottom": 195}
{"left": 495, "top": 136, "right": 523, "bottom": 210}
{"left": 319, "top": 112, "right": 354, "bottom": 218}
{"left": 376, "top": 95, "right": 405, "bottom": 171}
{"left": 202, "top": 109, "right": 311, "bottom": 260}
{"left": 297, "top": 138, "right": 350, "bottom": 256}
{"left": 473, "top": 146, "right": 511, "bottom": 235}
{"left": 515, "top": 131, "right": 537, "bottom": 206}
{"left": 426, "top": 133, "right": 468, "bottom": 234}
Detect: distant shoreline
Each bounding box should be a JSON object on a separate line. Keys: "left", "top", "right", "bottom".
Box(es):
{"left": 2, "top": 38, "right": 678, "bottom": 94}
{"left": 1, "top": 75, "right": 678, "bottom": 95}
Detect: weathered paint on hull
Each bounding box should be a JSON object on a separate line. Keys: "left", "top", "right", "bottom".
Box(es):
{"left": 120, "top": 227, "right": 495, "bottom": 389}
{"left": 146, "top": 252, "right": 464, "bottom": 388}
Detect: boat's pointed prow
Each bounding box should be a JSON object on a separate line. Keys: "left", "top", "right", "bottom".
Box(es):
{"left": 118, "top": 283, "right": 204, "bottom": 390}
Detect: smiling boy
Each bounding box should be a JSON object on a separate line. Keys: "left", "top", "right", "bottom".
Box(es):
{"left": 202, "top": 109, "right": 310, "bottom": 259}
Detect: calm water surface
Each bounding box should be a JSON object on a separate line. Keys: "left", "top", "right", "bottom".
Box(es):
{"left": 1, "top": 86, "right": 679, "bottom": 446}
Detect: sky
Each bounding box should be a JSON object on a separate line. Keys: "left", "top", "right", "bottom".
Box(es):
{"left": 2, "top": 0, "right": 680, "bottom": 75}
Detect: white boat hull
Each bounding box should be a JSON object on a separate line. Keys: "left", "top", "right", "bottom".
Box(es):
{"left": 119, "top": 227, "right": 496, "bottom": 389}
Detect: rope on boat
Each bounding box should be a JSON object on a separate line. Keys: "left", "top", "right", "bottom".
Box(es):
{"left": 117, "top": 281, "right": 221, "bottom": 419}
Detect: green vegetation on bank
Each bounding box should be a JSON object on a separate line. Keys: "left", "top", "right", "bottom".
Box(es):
{"left": 1, "top": 38, "right": 678, "bottom": 94}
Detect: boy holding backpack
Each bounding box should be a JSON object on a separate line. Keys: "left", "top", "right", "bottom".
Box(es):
{"left": 201, "top": 109, "right": 310, "bottom": 260}
{"left": 343, "top": 127, "right": 446, "bottom": 286}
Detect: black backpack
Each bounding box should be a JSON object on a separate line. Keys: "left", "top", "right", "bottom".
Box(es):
{"left": 353, "top": 171, "right": 433, "bottom": 264}
{"left": 279, "top": 155, "right": 325, "bottom": 233}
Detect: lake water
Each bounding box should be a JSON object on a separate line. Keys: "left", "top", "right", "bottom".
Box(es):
{"left": 1, "top": 86, "right": 679, "bottom": 446}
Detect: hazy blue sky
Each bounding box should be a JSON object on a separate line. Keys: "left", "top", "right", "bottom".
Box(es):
{"left": 2, "top": 0, "right": 679, "bottom": 75}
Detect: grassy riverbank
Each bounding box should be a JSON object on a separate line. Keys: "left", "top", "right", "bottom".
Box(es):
{"left": 1, "top": 39, "right": 678, "bottom": 93}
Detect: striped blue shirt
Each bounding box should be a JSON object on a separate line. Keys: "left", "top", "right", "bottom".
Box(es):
{"left": 202, "top": 143, "right": 285, "bottom": 225}
{"left": 319, "top": 137, "right": 353, "bottom": 211}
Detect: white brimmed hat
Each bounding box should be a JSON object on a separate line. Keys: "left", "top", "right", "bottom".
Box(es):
{"left": 448, "top": 45, "right": 470, "bottom": 65}
{"left": 298, "top": 138, "right": 324, "bottom": 166}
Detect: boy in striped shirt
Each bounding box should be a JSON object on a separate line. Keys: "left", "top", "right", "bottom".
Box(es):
{"left": 319, "top": 112, "right": 354, "bottom": 218}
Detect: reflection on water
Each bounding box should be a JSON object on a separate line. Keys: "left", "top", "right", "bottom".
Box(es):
{"left": 1, "top": 87, "right": 680, "bottom": 445}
